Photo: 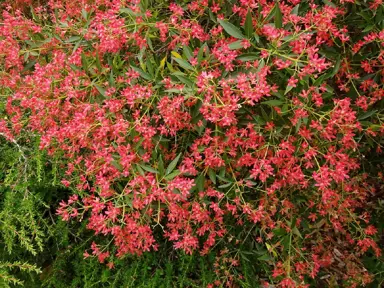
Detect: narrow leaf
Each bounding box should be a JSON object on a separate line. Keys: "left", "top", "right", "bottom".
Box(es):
{"left": 262, "top": 100, "right": 284, "bottom": 106}
{"left": 228, "top": 40, "right": 244, "bottom": 50}
{"left": 218, "top": 19, "right": 245, "bottom": 39}
{"left": 275, "top": 4, "right": 283, "bottom": 28}
{"left": 358, "top": 110, "right": 377, "bottom": 120}
{"left": 172, "top": 57, "right": 194, "bottom": 71}
{"left": 237, "top": 52, "right": 259, "bottom": 61}
{"left": 164, "top": 170, "right": 180, "bottom": 180}
{"left": 166, "top": 153, "right": 181, "bottom": 175}
{"left": 284, "top": 85, "right": 294, "bottom": 95}
{"left": 244, "top": 10, "right": 253, "bottom": 38}
{"left": 195, "top": 174, "right": 205, "bottom": 192}
{"left": 140, "top": 164, "right": 159, "bottom": 174}
{"left": 208, "top": 169, "right": 217, "bottom": 184}
{"left": 94, "top": 84, "right": 106, "bottom": 97}
{"left": 131, "top": 65, "right": 152, "bottom": 80}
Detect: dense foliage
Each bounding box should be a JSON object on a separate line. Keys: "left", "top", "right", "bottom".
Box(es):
{"left": 0, "top": 0, "right": 384, "bottom": 287}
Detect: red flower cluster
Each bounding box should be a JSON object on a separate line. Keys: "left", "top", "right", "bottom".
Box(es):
{"left": 0, "top": 0, "right": 383, "bottom": 286}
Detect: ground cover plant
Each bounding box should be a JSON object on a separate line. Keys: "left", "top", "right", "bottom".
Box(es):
{"left": 0, "top": 0, "right": 384, "bottom": 287}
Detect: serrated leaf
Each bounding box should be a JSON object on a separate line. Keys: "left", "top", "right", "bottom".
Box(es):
{"left": 218, "top": 19, "right": 245, "bottom": 39}
{"left": 166, "top": 153, "right": 181, "bottom": 175}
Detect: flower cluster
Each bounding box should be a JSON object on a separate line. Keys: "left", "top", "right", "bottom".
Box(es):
{"left": 1, "top": 0, "right": 384, "bottom": 287}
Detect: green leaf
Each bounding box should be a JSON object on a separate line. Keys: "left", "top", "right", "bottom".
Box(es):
{"left": 94, "top": 84, "right": 106, "bottom": 97}
{"left": 274, "top": 4, "right": 283, "bottom": 28}
{"left": 330, "top": 57, "right": 341, "bottom": 77}
{"left": 216, "top": 174, "right": 232, "bottom": 183}
{"left": 258, "top": 253, "right": 273, "bottom": 261}
{"left": 111, "top": 160, "right": 123, "bottom": 170}
{"left": 66, "top": 36, "right": 81, "bottom": 43}
{"left": 208, "top": 169, "right": 216, "bottom": 184}
{"left": 164, "top": 170, "right": 180, "bottom": 180}
{"left": 273, "top": 228, "right": 286, "bottom": 236}
{"left": 261, "top": 100, "right": 284, "bottom": 106}
{"left": 358, "top": 110, "right": 377, "bottom": 120}
{"left": 291, "top": 4, "right": 299, "bottom": 15}
{"left": 244, "top": 10, "right": 253, "bottom": 38}
{"left": 292, "top": 226, "right": 302, "bottom": 238}
{"left": 362, "top": 25, "right": 375, "bottom": 33}
{"left": 166, "top": 153, "right": 181, "bottom": 175}
{"left": 218, "top": 19, "right": 245, "bottom": 39}
{"left": 284, "top": 85, "right": 294, "bottom": 95}
{"left": 183, "top": 45, "right": 193, "bottom": 60}
{"left": 265, "top": 5, "right": 277, "bottom": 23}
{"left": 158, "top": 155, "right": 164, "bottom": 176}
{"left": 136, "top": 164, "right": 145, "bottom": 176}
{"left": 237, "top": 52, "right": 259, "bottom": 61}
{"left": 228, "top": 40, "right": 243, "bottom": 50}
{"left": 120, "top": 8, "right": 136, "bottom": 15}
{"left": 195, "top": 174, "right": 205, "bottom": 192}
{"left": 197, "top": 43, "right": 208, "bottom": 64}
{"left": 140, "top": 164, "right": 159, "bottom": 174}
{"left": 174, "top": 74, "right": 194, "bottom": 87}
{"left": 81, "top": 9, "right": 88, "bottom": 20}
{"left": 131, "top": 65, "right": 152, "bottom": 80}
{"left": 172, "top": 57, "right": 194, "bottom": 71}
{"left": 81, "top": 52, "right": 88, "bottom": 70}
{"left": 95, "top": 53, "right": 102, "bottom": 71}
{"left": 22, "top": 60, "right": 37, "bottom": 72}
{"left": 218, "top": 183, "right": 232, "bottom": 189}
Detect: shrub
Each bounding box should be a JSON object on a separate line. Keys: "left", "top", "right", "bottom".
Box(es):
{"left": 0, "top": 0, "right": 383, "bottom": 287}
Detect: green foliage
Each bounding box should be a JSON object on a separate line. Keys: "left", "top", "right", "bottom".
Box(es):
{"left": 0, "top": 261, "right": 41, "bottom": 287}
{"left": 0, "top": 0, "right": 383, "bottom": 287}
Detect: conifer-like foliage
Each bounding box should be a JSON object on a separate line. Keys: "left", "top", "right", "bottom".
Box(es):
{"left": 0, "top": 0, "right": 384, "bottom": 287}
